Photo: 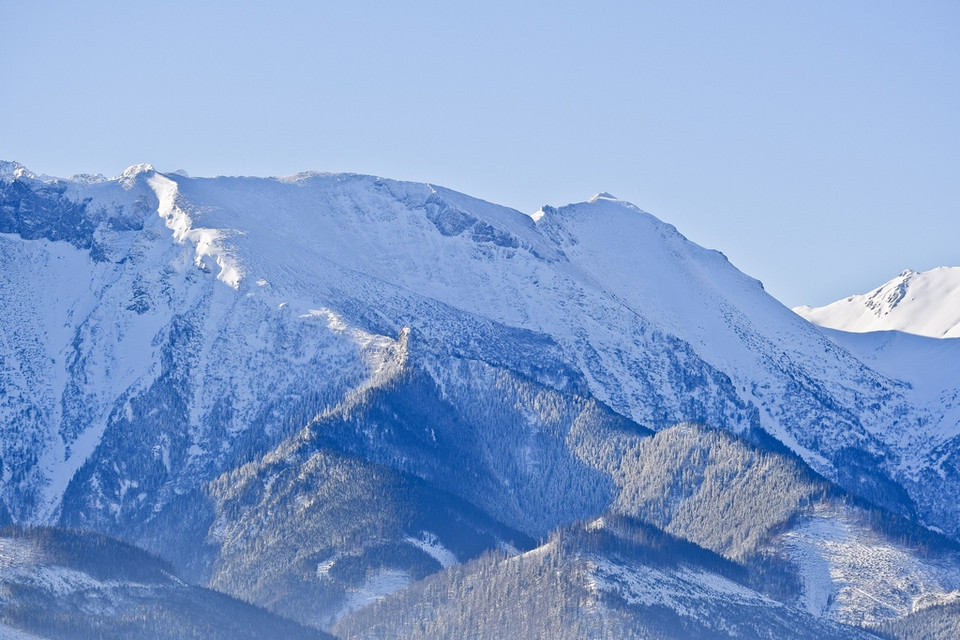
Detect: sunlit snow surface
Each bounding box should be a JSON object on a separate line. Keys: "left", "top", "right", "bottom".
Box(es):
{"left": 0, "top": 164, "right": 957, "bottom": 540}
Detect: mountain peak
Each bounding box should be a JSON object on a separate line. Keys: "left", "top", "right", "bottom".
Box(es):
{"left": 115, "top": 163, "right": 155, "bottom": 188}
{"left": 532, "top": 193, "right": 629, "bottom": 221}
{"left": 795, "top": 266, "right": 960, "bottom": 338}
{"left": 588, "top": 192, "right": 618, "bottom": 203}
{"left": 0, "top": 160, "right": 35, "bottom": 180}
{"left": 120, "top": 162, "right": 155, "bottom": 177}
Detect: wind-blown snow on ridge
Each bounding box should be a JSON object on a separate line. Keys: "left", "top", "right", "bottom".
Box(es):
{"left": 795, "top": 267, "right": 960, "bottom": 338}
{"left": 148, "top": 171, "right": 243, "bottom": 288}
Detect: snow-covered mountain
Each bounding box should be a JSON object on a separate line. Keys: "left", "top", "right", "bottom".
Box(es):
{"left": 2, "top": 161, "right": 959, "bottom": 637}
{"left": 795, "top": 267, "right": 960, "bottom": 338}
{"left": 0, "top": 165, "right": 943, "bottom": 522}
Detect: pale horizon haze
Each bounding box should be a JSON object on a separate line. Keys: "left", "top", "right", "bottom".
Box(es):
{"left": 1, "top": 1, "right": 957, "bottom": 307}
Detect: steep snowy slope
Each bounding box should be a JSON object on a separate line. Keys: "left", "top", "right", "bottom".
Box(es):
{"left": 814, "top": 329, "right": 960, "bottom": 469}
{"left": 0, "top": 167, "right": 378, "bottom": 528}
{"left": 795, "top": 267, "right": 960, "bottom": 338}
{"left": 1, "top": 163, "right": 957, "bottom": 538}
{"left": 795, "top": 269, "right": 960, "bottom": 533}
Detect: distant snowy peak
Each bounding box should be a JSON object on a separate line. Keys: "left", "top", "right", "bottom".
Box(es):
{"left": 1, "top": 160, "right": 129, "bottom": 185}
{"left": 795, "top": 266, "right": 960, "bottom": 338}
{"left": 0, "top": 160, "right": 34, "bottom": 180}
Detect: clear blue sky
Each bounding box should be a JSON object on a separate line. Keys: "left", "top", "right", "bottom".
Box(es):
{"left": 2, "top": 1, "right": 957, "bottom": 307}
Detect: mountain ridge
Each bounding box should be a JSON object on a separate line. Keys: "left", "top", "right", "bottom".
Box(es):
{"left": 2, "top": 160, "right": 959, "bottom": 636}
{"left": 0, "top": 161, "right": 955, "bottom": 532}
